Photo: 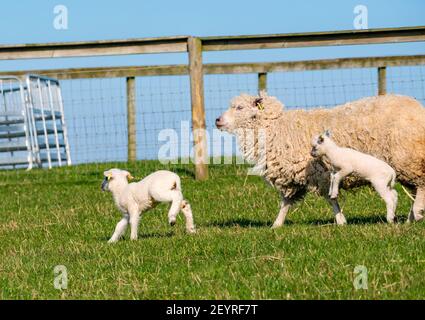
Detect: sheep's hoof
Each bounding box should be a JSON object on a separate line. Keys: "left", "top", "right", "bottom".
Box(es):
{"left": 407, "top": 211, "right": 423, "bottom": 223}
{"left": 335, "top": 213, "right": 347, "bottom": 225}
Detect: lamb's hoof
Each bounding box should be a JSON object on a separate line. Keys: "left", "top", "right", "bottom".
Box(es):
{"left": 187, "top": 228, "right": 196, "bottom": 234}
{"left": 169, "top": 220, "right": 176, "bottom": 227}
{"left": 108, "top": 238, "right": 117, "bottom": 244}
{"left": 335, "top": 213, "right": 347, "bottom": 225}
{"left": 271, "top": 223, "right": 282, "bottom": 229}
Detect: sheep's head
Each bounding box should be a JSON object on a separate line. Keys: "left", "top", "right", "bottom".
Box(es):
{"left": 101, "top": 168, "right": 134, "bottom": 192}
{"left": 215, "top": 91, "right": 284, "bottom": 133}
{"left": 310, "top": 130, "right": 332, "bottom": 158}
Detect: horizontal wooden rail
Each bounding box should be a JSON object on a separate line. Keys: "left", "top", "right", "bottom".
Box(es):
{"left": 1, "top": 54, "right": 424, "bottom": 80}
{"left": 0, "top": 36, "right": 189, "bottom": 60}
{"left": 0, "top": 26, "right": 424, "bottom": 60}
{"left": 201, "top": 26, "right": 425, "bottom": 51}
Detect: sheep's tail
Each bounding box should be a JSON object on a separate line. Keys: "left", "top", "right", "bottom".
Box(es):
{"left": 171, "top": 176, "right": 182, "bottom": 191}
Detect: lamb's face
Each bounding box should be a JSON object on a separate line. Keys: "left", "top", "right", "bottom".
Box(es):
{"left": 101, "top": 168, "right": 133, "bottom": 192}
{"left": 310, "top": 135, "right": 326, "bottom": 157}
{"left": 216, "top": 95, "right": 260, "bottom": 133}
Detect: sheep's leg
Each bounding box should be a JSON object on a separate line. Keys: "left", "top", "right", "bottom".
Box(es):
{"left": 328, "top": 172, "right": 335, "bottom": 198}
{"left": 167, "top": 191, "right": 183, "bottom": 226}
{"left": 271, "top": 196, "right": 292, "bottom": 229}
{"left": 181, "top": 200, "right": 196, "bottom": 233}
{"left": 328, "top": 198, "right": 347, "bottom": 225}
{"left": 373, "top": 182, "right": 396, "bottom": 223}
{"left": 129, "top": 207, "right": 141, "bottom": 240}
{"left": 409, "top": 187, "right": 425, "bottom": 222}
{"left": 329, "top": 170, "right": 349, "bottom": 199}
{"left": 108, "top": 214, "right": 129, "bottom": 243}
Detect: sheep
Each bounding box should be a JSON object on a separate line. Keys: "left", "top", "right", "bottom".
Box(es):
{"left": 101, "top": 169, "right": 196, "bottom": 243}
{"left": 311, "top": 130, "right": 398, "bottom": 223}
{"left": 216, "top": 91, "right": 425, "bottom": 226}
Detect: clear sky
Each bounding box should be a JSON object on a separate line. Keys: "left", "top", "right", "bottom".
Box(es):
{"left": 0, "top": 0, "right": 425, "bottom": 70}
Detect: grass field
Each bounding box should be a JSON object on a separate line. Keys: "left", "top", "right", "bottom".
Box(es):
{"left": 0, "top": 161, "right": 424, "bottom": 299}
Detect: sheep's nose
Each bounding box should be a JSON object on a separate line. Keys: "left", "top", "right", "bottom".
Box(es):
{"left": 215, "top": 117, "right": 221, "bottom": 124}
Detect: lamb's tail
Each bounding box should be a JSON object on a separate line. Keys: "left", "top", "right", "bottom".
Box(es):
{"left": 171, "top": 176, "right": 182, "bottom": 192}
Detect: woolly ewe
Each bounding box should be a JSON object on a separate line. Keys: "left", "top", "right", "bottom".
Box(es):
{"left": 216, "top": 92, "right": 425, "bottom": 226}
{"left": 311, "top": 131, "right": 398, "bottom": 223}
{"left": 102, "top": 169, "right": 196, "bottom": 242}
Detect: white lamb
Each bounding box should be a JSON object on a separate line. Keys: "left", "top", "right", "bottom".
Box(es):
{"left": 310, "top": 131, "right": 398, "bottom": 223}
{"left": 101, "top": 168, "right": 196, "bottom": 243}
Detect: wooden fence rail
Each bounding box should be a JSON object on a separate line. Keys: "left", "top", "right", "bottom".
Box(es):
{"left": 1, "top": 26, "right": 425, "bottom": 179}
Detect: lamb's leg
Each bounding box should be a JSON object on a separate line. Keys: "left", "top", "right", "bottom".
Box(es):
{"left": 129, "top": 208, "right": 141, "bottom": 240}
{"left": 180, "top": 200, "right": 196, "bottom": 233}
{"left": 108, "top": 214, "right": 129, "bottom": 243}
{"left": 409, "top": 187, "right": 425, "bottom": 222}
{"left": 373, "top": 181, "right": 396, "bottom": 223}
{"left": 329, "top": 170, "right": 348, "bottom": 199}
{"left": 167, "top": 191, "right": 183, "bottom": 226}
{"left": 328, "top": 198, "right": 347, "bottom": 225}
{"left": 328, "top": 171, "right": 335, "bottom": 198}
{"left": 271, "top": 196, "right": 292, "bottom": 229}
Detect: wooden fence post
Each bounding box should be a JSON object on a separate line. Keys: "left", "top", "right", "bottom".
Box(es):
{"left": 378, "top": 66, "right": 387, "bottom": 95}
{"left": 188, "top": 37, "right": 208, "bottom": 180}
{"left": 258, "top": 72, "right": 267, "bottom": 93}
{"left": 127, "top": 76, "right": 136, "bottom": 162}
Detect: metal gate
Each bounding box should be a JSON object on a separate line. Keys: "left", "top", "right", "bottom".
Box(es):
{"left": 0, "top": 75, "right": 71, "bottom": 170}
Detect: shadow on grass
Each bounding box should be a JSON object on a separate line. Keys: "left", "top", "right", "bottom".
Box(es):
{"left": 205, "top": 218, "right": 278, "bottom": 228}
{"left": 99, "top": 231, "right": 174, "bottom": 241}
{"left": 305, "top": 214, "right": 408, "bottom": 226}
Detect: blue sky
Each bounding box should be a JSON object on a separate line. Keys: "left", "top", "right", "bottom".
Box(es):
{"left": 0, "top": 0, "right": 425, "bottom": 70}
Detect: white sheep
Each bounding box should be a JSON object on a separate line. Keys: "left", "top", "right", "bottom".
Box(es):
{"left": 216, "top": 92, "right": 425, "bottom": 226}
{"left": 101, "top": 168, "right": 196, "bottom": 243}
{"left": 311, "top": 131, "right": 398, "bottom": 223}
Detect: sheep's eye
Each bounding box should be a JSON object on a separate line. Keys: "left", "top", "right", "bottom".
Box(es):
{"left": 236, "top": 105, "right": 244, "bottom": 111}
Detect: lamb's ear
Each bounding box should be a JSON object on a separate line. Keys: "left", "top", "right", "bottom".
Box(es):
{"left": 324, "top": 130, "right": 331, "bottom": 137}
{"left": 253, "top": 97, "right": 264, "bottom": 110}
{"left": 126, "top": 172, "right": 134, "bottom": 181}
{"left": 103, "top": 170, "right": 113, "bottom": 180}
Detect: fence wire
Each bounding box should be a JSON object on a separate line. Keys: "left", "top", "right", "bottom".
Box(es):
{"left": 0, "top": 64, "right": 424, "bottom": 182}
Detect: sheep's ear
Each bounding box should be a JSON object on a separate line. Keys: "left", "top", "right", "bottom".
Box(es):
{"left": 104, "top": 171, "right": 113, "bottom": 180}
{"left": 324, "top": 130, "right": 331, "bottom": 137}
{"left": 317, "top": 135, "right": 324, "bottom": 144}
{"left": 253, "top": 97, "right": 264, "bottom": 110}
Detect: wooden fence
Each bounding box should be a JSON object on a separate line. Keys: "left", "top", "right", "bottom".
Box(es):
{"left": 1, "top": 26, "right": 425, "bottom": 180}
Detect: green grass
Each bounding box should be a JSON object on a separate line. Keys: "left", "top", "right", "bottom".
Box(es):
{"left": 0, "top": 161, "right": 424, "bottom": 299}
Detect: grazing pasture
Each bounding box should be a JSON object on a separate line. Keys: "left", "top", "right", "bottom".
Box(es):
{"left": 0, "top": 161, "right": 424, "bottom": 299}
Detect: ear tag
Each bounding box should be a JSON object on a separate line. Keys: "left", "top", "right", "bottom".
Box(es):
{"left": 106, "top": 174, "right": 112, "bottom": 181}
{"left": 256, "top": 102, "right": 264, "bottom": 110}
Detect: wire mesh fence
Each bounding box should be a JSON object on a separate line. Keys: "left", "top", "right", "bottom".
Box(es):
{"left": 0, "top": 63, "right": 424, "bottom": 183}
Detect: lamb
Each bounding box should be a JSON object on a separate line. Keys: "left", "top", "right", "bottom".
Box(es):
{"left": 311, "top": 130, "right": 398, "bottom": 223}
{"left": 216, "top": 91, "right": 425, "bottom": 226}
{"left": 101, "top": 169, "right": 196, "bottom": 243}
